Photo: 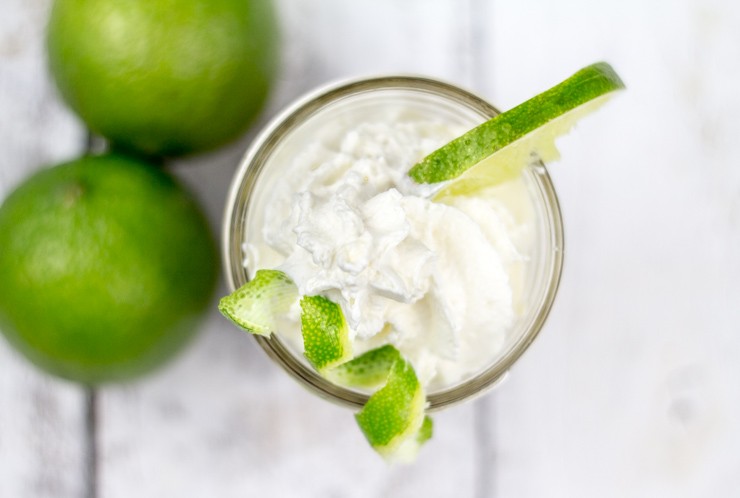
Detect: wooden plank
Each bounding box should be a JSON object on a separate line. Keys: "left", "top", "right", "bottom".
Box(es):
{"left": 0, "top": 1, "right": 88, "bottom": 497}
{"left": 96, "top": 1, "right": 483, "bottom": 497}
{"left": 482, "top": 0, "right": 740, "bottom": 496}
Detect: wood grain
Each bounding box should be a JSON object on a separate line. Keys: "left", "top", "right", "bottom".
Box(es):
{"left": 0, "top": 1, "right": 88, "bottom": 497}
{"left": 3, "top": 0, "right": 739, "bottom": 496}
{"left": 485, "top": 1, "right": 740, "bottom": 496}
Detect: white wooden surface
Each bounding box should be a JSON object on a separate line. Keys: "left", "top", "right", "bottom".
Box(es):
{"left": 1, "top": 1, "right": 739, "bottom": 497}
{"left": 0, "top": 2, "right": 88, "bottom": 498}
{"left": 489, "top": 1, "right": 740, "bottom": 496}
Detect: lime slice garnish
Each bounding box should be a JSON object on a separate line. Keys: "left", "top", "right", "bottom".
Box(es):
{"left": 300, "top": 295, "right": 353, "bottom": 373}
{"left": 326, "top": 344, "right": 402, "bottom": 389}
{"left": 408, "top": 62, "right": 625, "bottom": 198}
{"left": 218, "top": 269, "right": 297, "bottom": 337}
{"left": 354, "top": 349, "right": 429, "bottom": 462}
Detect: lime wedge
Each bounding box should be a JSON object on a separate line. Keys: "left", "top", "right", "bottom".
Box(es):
{"left": 354, "top": 349, "right": 429, "bottom": 462}
{"left": 218, "top": 269, "right": 297, "bottom": 337}
{"left": 408, "top": 62, "right": 625, "bottom": 198}
{"left": 326, "top": 344, "right": 402, "bottom": 389}
{"left": 300, "top": 295, "right": 352, "bottom": 373}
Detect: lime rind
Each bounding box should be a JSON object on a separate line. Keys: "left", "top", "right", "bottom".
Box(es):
{"left": 221, "top": 279, "right": 433, "bottom": 462}
{"left": 217, "top": 269, "right": 297, "bottom": 337}
{"left": 417, "top": 416, "right": 434, "bottom": 445}
{"left": 300, "top": 302, "right": 432, "bottom": 462}
{"left": 300, "top": 295, "right": 352, "bottom": 373}
{"left": 408, "top": 62, "right": 625, "bottom": 196}
{"left": 354, "top": 352, "right": 429, "bottom": 462}
{"left": 434, "top": 94, "right": 612, "bottom": 200}
{"left": 325, "top": 344, "right": 402, "bottom": 389}
{"left": 390, "top": 415, "right": 434, "bottom": 464}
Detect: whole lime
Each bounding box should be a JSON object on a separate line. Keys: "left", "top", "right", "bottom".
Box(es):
{"left": 0, "top": 154, "right": 218, "bottom": 384}
{"left": 46, "top": 0, "right": 279, "bottom": 157}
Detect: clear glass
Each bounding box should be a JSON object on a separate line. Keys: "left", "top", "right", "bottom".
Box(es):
{"left": 223, "top": 76, "right": 563, "bottom": 411}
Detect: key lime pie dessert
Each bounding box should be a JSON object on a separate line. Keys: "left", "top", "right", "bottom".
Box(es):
{"left": 220, "top": 62, "right": 624, "bottom": 461}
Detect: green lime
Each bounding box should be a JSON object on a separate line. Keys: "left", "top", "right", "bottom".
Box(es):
{"left": 0, "top": 153, "right": 218, "bottom": 384}
{"left": 218, "top": 269, "right": 297, "bottom": 337}
{"left": 408, "top": 62, "right": 625, "bottom": 198}
{"left": 46, "top": 0, "right": 280, "bottom": 157}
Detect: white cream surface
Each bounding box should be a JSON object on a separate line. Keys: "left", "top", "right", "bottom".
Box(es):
{"left": 245, "top": 116, "right": 532, "bottom": 390}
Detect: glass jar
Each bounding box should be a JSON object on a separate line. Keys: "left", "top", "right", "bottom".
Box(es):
{"left": 223, "top": 76, "right": 563, "bottom": 411}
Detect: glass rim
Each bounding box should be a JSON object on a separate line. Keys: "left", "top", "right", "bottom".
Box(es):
{"left": 222, "top": 75, "right": 564, "bottom": 411}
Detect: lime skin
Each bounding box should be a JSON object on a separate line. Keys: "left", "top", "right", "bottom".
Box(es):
{"left": 0, "top": 153, "right": 218, "bottom": 384}
{"left": 46, "top": 0, "right": 280, "bottom": 157}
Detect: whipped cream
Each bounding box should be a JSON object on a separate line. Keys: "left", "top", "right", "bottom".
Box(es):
{"left": 244, "top": 111, "right": 533, "bottom": 390}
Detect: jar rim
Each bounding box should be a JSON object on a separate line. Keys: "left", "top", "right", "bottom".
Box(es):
{"left": 222, "top": 75, "right": 564, "bottom": 411}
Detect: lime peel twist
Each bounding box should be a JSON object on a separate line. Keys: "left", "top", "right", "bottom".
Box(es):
{"left": 218, "top": 270, "right": 433, "bottom": 462}
{"left": 352, "top": 347, "right": 430, "bottom": 463}
{"left": 218, "top": 269, "right": 297, "bottom": 337}
{"left": 300, "top": 295, "right": 352, "bottom": 374}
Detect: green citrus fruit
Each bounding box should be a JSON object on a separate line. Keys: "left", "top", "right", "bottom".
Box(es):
{"left": 408, "top": 62, "right": 625, "bottom": 198}
{"left": 46, "top": 0, "right": 280, "bottom": 157}
{"left": 0, "top": 153, "right": 218, "bottom": 384}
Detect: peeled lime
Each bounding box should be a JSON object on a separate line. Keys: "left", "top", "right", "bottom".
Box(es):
{"left": 0, "top": 153, "right": 217, "bottom": 384}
